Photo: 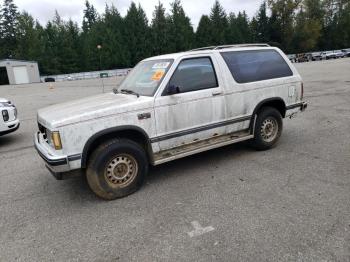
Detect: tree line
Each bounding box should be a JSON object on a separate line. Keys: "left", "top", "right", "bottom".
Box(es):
{"left": 0, "top": 0, "right": 349, "bottom": 75}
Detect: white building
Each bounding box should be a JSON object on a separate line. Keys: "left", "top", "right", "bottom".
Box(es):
{"left": 0, "top": 59, "right": 40, "bottom": 85}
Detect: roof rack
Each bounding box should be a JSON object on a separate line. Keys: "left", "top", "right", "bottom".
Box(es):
{"left": 190, "top": 46, "right": 217, "bottom": 51}
{"left": 190, "top": 43, "right": 270, "bottom": 52}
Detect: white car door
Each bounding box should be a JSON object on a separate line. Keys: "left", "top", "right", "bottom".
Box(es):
{"left": 153, "top": 55, "right": 226, "bottom": 151}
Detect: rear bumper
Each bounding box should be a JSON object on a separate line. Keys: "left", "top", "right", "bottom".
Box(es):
{"left": 285, "top": 101, "right": 308, "bottom": 118}
{"left": 286, "top": 101, "right": 308, "bottom": 112}
{"left": 301, "top": 102, "right": 308, "bottom": 111}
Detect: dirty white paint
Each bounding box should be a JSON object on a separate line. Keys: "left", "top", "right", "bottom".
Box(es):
{"left": 187, "top": 221, "right": 215, "bottom": 238}
{"left": 0, "top": 98, "right": 20, "bottom": 134}
{"left": 35, "top": 46, "right": 305, "bottom": 173}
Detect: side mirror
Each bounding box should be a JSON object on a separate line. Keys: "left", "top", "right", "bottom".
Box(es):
{"left": 167, "top": 84, "right": 180, "bottom": 95}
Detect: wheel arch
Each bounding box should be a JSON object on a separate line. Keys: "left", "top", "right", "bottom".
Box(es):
{"left": 249, "top": 97, "right": 286, "bottom": 132}
{"left": 81, "top": 125, "right": 153, "bottom": 168}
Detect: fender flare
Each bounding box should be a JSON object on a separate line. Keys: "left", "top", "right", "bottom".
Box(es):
{"left": 249, "top": 97, "right": 286, "bottom": 133}
{"left": 81, "top": 125, "right": 151, "bottom": 168}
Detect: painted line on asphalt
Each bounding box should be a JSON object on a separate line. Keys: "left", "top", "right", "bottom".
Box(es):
{"left": 187, "top": 221, "right": 215, "bottom": 238}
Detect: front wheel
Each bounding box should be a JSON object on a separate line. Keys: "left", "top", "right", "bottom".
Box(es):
{"left": 251, "top": 107, "right": 283, "bottom": 150}
{"left": 86, "top": 138, "right": 148, "bottom": 200}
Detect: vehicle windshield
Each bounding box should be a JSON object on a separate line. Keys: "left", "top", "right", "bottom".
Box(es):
{"left": 117, "top": 59, "right": 173, "bottom": 96}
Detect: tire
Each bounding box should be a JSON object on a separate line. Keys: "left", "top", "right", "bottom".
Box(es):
{"left": 86, "top": 138, "right": 148, "bottom": 200}
{"left": 251, "top": 107, "right": 283, "bottom": 151}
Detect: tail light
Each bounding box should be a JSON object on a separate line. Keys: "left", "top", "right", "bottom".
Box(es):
{"left": 301, "top": 82, "right": 304, "bottom": 100}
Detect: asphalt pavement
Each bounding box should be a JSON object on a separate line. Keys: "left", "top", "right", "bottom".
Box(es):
{"left": 0, "top": 58, "right": 349, "bottom": 261}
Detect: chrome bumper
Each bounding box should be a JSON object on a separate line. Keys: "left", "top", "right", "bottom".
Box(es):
{"left": 34, "top": 132, "right": 70, "bottom": 174}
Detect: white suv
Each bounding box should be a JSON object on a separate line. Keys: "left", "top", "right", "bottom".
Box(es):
{"left": 35, "top": 44, "right": 307, "bottom": 200}
{"left": 0, "top": 98, "right": 19, "bottom": 136}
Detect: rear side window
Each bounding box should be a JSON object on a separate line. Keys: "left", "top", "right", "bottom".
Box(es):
{"left": 220, "top": 50, "right": 293, "bottom": 83}
{"left": 168, "top": 57, "right": 218, "bottom": 93}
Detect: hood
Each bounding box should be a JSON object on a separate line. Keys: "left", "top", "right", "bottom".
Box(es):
{"left": 0, "top": 97, "right": 9, "bottom": 103}
{"left": 37, "top": 93, "right": 153, "bottom": 129}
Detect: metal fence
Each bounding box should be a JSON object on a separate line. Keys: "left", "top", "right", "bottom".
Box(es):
{"left": 40, "top": 68, "right": 132, "bottom": 82}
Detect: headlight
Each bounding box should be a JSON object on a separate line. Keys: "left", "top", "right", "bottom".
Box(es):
{"left": 2, "top": 110, "right": 9, "bottom": 121}
{"left": 52, "top": 131, "right": 62, "bottom": 150}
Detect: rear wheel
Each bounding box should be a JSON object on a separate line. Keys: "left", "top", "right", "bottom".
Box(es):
{"left": 251, "top": 107, "right": 283, "bottom": 150}
{"left": 86, "top": 138, "right": 148, "bottom": 200}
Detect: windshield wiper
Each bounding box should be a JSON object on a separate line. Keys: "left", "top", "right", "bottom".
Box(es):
{"left": 120, "top": 89, "right": 140, "bottom": 98}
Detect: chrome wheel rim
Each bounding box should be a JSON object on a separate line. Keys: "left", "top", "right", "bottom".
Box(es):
{"left": 104, "top": 154, "right": 138, "bottom": 188}
{"left": 260, "top": 117, "right": 278, "bottom": 143}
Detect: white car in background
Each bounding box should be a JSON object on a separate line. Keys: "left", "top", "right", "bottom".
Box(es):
{"left": 0, "top": 98, "right": 19, "bottom": 136}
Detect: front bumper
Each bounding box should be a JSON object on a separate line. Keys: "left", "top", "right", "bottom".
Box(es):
{"left": 0, "top": 120, "right": 20, "bottom": 136}
{"left": 34, "top": 132, "right": 71, "bottom": 176}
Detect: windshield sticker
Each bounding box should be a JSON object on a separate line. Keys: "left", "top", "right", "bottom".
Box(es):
{"left": 151, "top": 70, "right": 165, "bottom": 81}
{"left": 152, "top": 62, "right": 170, "bottom": 69}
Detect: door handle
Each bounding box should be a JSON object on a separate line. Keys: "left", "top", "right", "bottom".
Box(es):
{"left": 212, "top": 91, "right": 222, "bottom": 96}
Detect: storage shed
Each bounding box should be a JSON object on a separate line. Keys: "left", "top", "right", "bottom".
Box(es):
{"left": 0, "top": 59, "right": 40, "bottom": 85}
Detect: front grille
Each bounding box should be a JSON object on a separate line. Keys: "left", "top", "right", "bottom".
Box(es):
{"left": 2, "top": 110, "right": 9, "bottom": 122}
{"left": 38, "top": 123, "right": 47, "bottom": 140}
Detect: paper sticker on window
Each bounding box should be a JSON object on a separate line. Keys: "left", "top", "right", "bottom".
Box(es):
{"left": 151, "top": 70, "right": 165, "bottom": 81}
{"left": 152, "top": 62, "right": 170, "bottom": 69}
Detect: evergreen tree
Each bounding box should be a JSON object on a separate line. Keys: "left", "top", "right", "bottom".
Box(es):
{"left": 124, "top": 2, "right": 151, "bottom": 66}
{"left": 0, "top": 0, "right": 19, "bottom": 58}
{"left": 196, "top": 15, "right": 213, "bottom": 47}
{"left": 209, "top": 0, "right": 228, "bottom": 45}
{"left": 236, "top": 11, "right": 252, "bottom": 43}
{"left": 151, "top": 2, "right": 171, "bottom": 55}
{"left": 82, "top": 0, "right": 98, "bottom": 33}
{"left": 168, "top": 0, "right": 194, "bottom": 52}
{"left": 101, "top": 4, "right": 128, "bottom": 68}
{"left": 15, "top": 12, "right": 41, "bottom": 61}
{"left": 227, "top": 13, "right": 242, "bottom": 44}
{"left": 59, "top": 20, "right": 81, "bottom": 73}
{"left": 255, "top": 2, "right": 270, "bottom": 42}
{"left": 268, "top": 0, "right": 301, "bottom": 52}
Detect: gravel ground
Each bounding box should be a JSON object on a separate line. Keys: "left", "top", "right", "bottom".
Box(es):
{"left": 0, "top": 58, "right": 349, "bottom": 262}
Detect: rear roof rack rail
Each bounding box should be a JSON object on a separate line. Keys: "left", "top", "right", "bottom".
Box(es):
{"left": 190, "top": 46, "right": 217, "bottom": 51}
{"left": 190, "top": 43, "right": 270, "bottom": 52}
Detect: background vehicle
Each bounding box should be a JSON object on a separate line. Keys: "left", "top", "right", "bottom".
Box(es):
{"left": 334, "top": 50, "right": 345, "bottom": 58}
{"left": 311, "top": 52, "right": 322, "bottom": 61}
{"left": 44, "top": 77, "right": 55, "bottom": 82}
{"left": 287, "top": 54, "right": 296, "bottom": 63}
{"left": 341, "top": 48, "right": 350, "bottom": 57}
{"left": 321, "top": 51, "right": 336, "bottom": 59}
{"left": 0, "top": 98, "right": 19, "bottom": 136}
{"left": 296, "top": 53, "right": 310, "bottom": 62}
{"left": 35, "top": 44, "right": 307, "bottom": 200}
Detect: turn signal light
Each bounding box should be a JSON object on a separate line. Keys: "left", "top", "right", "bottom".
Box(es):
{"left": 301, "top": 82, "right": 304, "bottom": 100}
{"left": 52, "top": 131, "right": 62, "bottom": 150}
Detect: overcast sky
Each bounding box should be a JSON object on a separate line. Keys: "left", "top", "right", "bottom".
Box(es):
{"left": 14, "top": 0, "right": 262, "bottom": 30}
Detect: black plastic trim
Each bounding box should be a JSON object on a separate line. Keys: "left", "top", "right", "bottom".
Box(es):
{"left": 34, "top": 145, "right": 68, "bottom": 166}
{"left": 286, "top": 102, "right": 304, "bottom": 110}
{"left": 249, "top": 97, "right": 286, "bottom": 133}
{"left": 67, "top": 154, "right": 82, "bottom": 161}
{"left": 81, "top": 125, "right": 151, "bottom": 168}
{"left": 150, "top": 115, "right": 251, "bottom": 143}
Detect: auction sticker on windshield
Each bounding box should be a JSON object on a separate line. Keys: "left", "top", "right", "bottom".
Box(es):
{"left": 152, "top": 62, "right": 170, "bottom": 69}
{"left": 151, "top": 70, "right": 165, "bottom": 81}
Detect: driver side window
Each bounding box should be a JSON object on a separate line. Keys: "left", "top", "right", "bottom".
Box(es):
{"left": 167, "top": 57, "right": 218, "bottom": 94}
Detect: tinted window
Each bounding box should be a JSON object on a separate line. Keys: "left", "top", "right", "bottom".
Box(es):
{"left": 221, "top": 50, "right": 293, "bottom": 83}
{"left": 168, "top": 57, "right": 218, "bottom": 93}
